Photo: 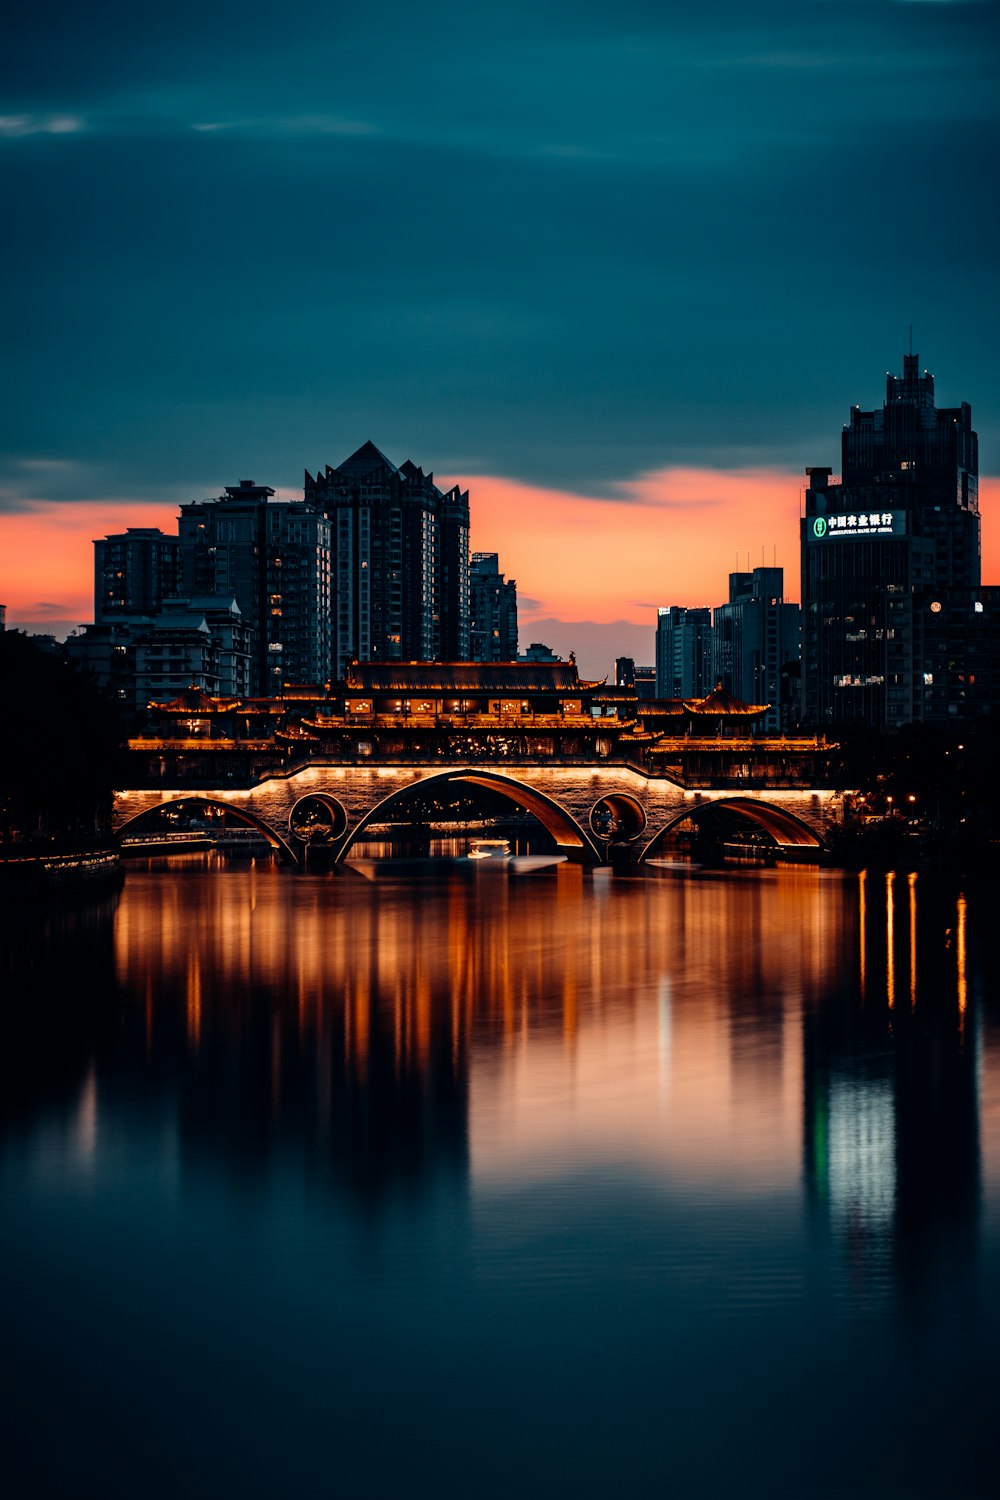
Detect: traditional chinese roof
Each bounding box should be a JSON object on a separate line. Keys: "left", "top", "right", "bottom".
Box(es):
{"left": 634, "top": 702, "right": 688, "bottom": 722}
{"left": 684, "top": 684, "right": 769, "bottom": 717}
{"left": 275, "top": 722, "right": 320, "bottom": 742}
{"left": 342, "top": 661, "right": 584, "bottom": 693}
{"left": 151, "top": 687, "right": 237, "bottom": 714}
{"left": 277, "top": 683, "right": 328, "bottom": 701}
{"left": 239, "top": 698, "right": 292, "bottom": 714}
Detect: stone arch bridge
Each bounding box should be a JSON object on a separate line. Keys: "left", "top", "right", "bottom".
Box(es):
{"left": 113, "top": 760, "right": 843, "bottom": 866}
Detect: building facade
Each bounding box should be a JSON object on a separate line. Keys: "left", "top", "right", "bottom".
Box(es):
{"left": 801, "top": 352, "right": 980, "bottom": 729}
{"left": 94, "top": 527, "right": 181, "bottom": 623}
{"left": 178, "top": 480, "right": 332, "bottom": 694}
{"left": 712, "top": 567, "right": 800, "bottom": 734}
{"left": 470, "top": 552, "right": 518, "bottom": 662}
{"left": 304, "top": 442, "right": 470, "bottom": 677}
{"left": 655, "top": 606, "right": 713, "bottom": 699}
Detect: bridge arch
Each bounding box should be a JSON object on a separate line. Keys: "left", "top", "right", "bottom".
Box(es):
{"left": 639, "top": 796, "right": 824, "bottom": 864}
{"left": 116, "top": 796, "right": 300, "bottom": 865}
{"left": 289, "top": 793, "right": 348, "bottom": 843}
{"left": 337, "top": 768, "right": 602, "bottom": 864}
{"left": 590, "top": 793, "right": 647, "bottom": 843}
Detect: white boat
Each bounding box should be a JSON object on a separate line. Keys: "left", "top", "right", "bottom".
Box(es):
{"left": 467, "top": 838, "right": 567, "bottom": 875}
{"left": 466, "top": 838, "right": 512, "bottom": 861}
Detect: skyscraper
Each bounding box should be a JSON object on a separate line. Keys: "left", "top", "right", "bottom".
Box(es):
{"left": 469, "top": 552, "right": 518, "bottom": 662}
{"left": 178, "top": 480, "right": 331, "bottom": 695}
{"left": 655, "top": 606, "right": 713, "bottom": 699}
{"left": 305, "top": 442, "right": 470, "bottom": 678}
{"left": 94, "top": 527, "right": 181, "bottom": 622}
{"left": 801, "top": 352, "right": 979, "bottom": 728}
{"left": 712, "top": 567, "right": 800, "bottom": 733}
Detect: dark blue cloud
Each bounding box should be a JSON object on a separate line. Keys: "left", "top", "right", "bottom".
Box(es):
{"left": 1, "top": 1, "right": 998, "bottom": 509}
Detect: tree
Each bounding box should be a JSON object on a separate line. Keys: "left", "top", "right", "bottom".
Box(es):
{"left": 0, "top": 632, "right": 126, "bottom": 845}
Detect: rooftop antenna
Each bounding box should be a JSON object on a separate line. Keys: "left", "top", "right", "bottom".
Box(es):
{"left": 909, "top": 323, "right": 913, "bottom": 356}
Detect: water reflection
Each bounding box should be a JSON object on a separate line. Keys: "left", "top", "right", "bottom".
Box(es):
{"left": 2, "top": 865, "right": 990, "bottom": 1257}
{"left": 1, "top": 862, "right": 997, "bottom": 1497}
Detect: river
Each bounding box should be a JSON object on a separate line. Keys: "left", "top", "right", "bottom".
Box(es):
{"left": 2, "top": 857, "right": 998, "bottom": 1498}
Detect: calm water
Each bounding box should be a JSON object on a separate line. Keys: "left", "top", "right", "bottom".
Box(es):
{"left": 2, "top": 859, "right": 998, "bottom": 1499}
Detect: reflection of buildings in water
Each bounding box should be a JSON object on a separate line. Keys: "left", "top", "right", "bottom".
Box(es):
{"left": 467, "top": 866, "right": 854, "bottom": 1184}
{"left": 804, "top": 870, "right": 981, "bottom": 1298}
{"left": 4, "top": 864, "right": 990, "bottom": 1255}
{"left": 86, "top": 869, "right": 475, "bottom": 1210}
{"left": 824, "top": 1074, "right": 897, "bottom": 1241}
{"left": 109, "top": 864, "right": 852, "bottom": 1195}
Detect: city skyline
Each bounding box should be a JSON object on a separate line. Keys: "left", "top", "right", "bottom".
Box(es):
{"left": 4, "top": 435, "right": 999, "bottom": 680}
{"left": 3, "top": 2, "right": 999, "bottom": 678}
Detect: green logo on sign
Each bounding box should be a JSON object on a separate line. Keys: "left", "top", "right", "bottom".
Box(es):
{"left": 813, "top": 517, "right": 828, "bottom": 538}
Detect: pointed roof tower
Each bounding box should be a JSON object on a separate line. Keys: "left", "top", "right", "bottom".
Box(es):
{"left": 334, "top": 440, "right": 398, "bottom": 480}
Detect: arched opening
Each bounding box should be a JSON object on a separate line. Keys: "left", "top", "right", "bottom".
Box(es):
{"left": 590, "top": 794, "right": 647, "bottom": 843}
{"left": 116, "top": 797, "right": 299, "bottom": 864}
{"left": 289, "top": 793, "right": 348, "bottom": 844}
{"left": 641, "top": 797, "right": 823, "bottom": 867}
{"left": 339, "top": 769, "right": 600, "bottom": 865}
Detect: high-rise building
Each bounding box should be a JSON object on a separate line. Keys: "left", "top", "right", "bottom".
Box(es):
{"left": 94, "top": 527, "right": 181, "bottom": 623}
{"left": 655, "top": 606, "right": 712, "bottom": 699}
{"left": 801, "top": 352, "right": 980, "bottom": 728}
{"left": 178, "top": 480, "right": 331, "bottom": 694}
{"left": 470, "top": 552, "right": 518, "bottom": 662}
{"left": 304, "top": 442, "right": 470, "bottom": 678}
{"left": 713, "top": 567, "right": 800, "bottom": 733}
{"left": 615, "top": 658, "right": 656, "bottom": 700}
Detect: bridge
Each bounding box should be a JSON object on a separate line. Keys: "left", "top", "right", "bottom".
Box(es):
{"left": 112, "top": 661, "right": 843, "bottom": 866}
{"left": 114, "top": 759, "right": 841, "bottom": 866}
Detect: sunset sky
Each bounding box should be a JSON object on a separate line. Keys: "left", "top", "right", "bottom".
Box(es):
{"left": 3, "top": 1, "right": 998, "bottom": 678}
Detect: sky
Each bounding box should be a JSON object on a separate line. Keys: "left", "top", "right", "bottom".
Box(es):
{"left": 2, "top": 0, "right": 998, "bottom": 678}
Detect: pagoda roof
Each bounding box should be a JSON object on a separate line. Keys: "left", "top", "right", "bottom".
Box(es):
{"left": 684, "top": 684, "right": 768, "bottom": 717}
{"left": 151, "top": 687, "right": 237, "bottom": 714}
{"left": 342, "top": 661, "right": 583, "bottom": 694}
{"left": 635, "top": 702, "right": 688, "bottom": 720}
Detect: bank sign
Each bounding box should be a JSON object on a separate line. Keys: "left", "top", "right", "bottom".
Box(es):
{"left": 809, "top": 510, "right": 906, "bottom": 542}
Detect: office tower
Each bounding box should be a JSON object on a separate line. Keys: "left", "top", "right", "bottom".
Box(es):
{"left": 470, "top": 552, "right": 518, "bottom": 662}
{"left": 801, "top": 352, "right": 979, "bottom": 728}
{"left": 655, "top": 606, "right": 712, "bottom": 699}
{"left": 713, "top": 567, "right": 800, "bottom": 733}
{"left": 614, "top": 657, "right": 656, "bottom": 700}
{"left": 304, "top": 442, "right": 470, "bottom": 678}
{"left": 178, "top": 480, "right": 331, "bottom": 695}
{"left": 94, "top": 527, "right": 181, "bottom": 623}
{"left": 614, "top": 657, "right": 635, "bottom": 688}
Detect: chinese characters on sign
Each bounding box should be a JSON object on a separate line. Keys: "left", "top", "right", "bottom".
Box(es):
{"left": 811, "top": 511, "right": 902, "bottom": 541}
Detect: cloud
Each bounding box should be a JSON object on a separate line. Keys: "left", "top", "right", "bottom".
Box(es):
{"left": 1, "top": 0, "right": 996, "bottom": 600}
{"left": 0, "top": 114, "right": 83, "bottom": 136}
{"left": 516, "top": 617, "right": 656, "bottom": 682}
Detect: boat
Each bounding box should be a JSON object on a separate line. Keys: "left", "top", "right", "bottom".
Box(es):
{"left": 348, "top": 837, "right": 567, "bottom": 879}
{"left": 466, "top": 838, "right": 512, "bottom": 861}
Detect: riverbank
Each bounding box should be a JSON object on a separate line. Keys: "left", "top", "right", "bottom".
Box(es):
{"left": 0, "top": 843, "right": 123, "bottom": 896}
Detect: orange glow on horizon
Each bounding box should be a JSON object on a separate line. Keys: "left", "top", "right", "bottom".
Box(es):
{"left": 2, "top": 474, "right": 999, "bottom": 641}
{"left": 1, "top": 500, "right": 182, "bottom": 632}
{"left": 465, "top": 467, "right": 806, "bottom": 626}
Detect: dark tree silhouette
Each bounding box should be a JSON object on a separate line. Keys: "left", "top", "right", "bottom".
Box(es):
{"left": 0, "top": 632, "right": 126, "bottom": 846}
